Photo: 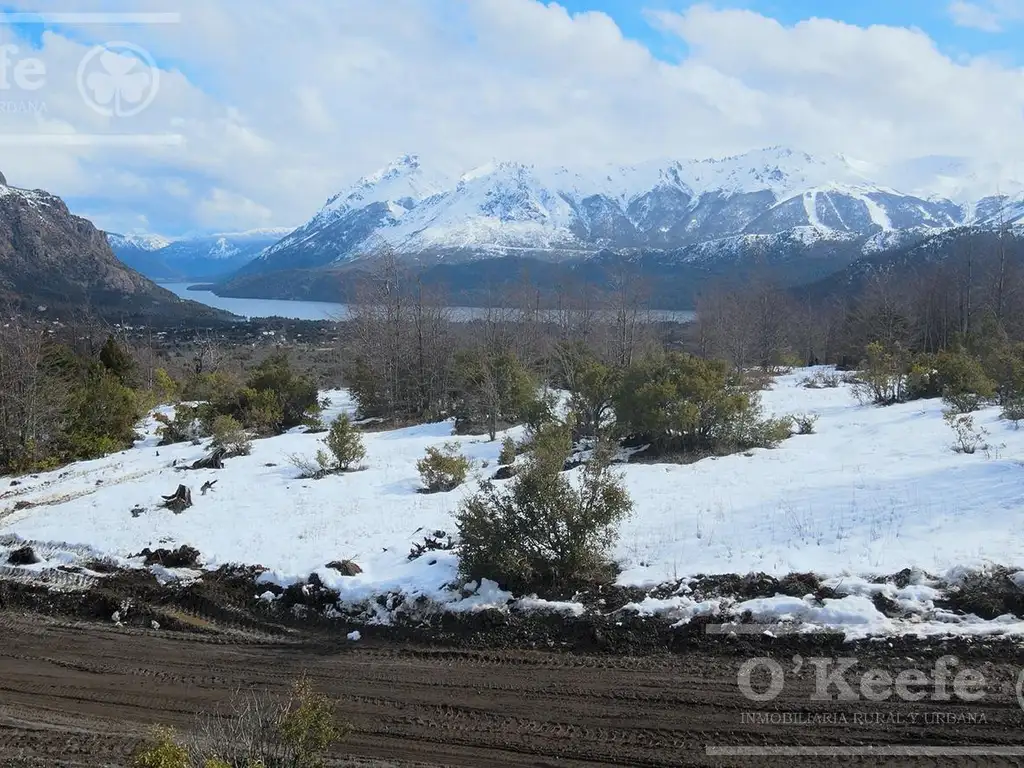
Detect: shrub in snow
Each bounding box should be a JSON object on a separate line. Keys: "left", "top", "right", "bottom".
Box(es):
{"left": 943, "top": 409, "right": 989, "bottom": 454}
{"left": 302, "top": 412, "right": 326, "bottom": 433}
{"left": 154, "top": 405, "right": 207, "bottom": 446}
{"left": 800, "top": 371, "right": 841, "bottom": 389}
{"left": 416, "top": 442, "right": 470, "bottom": 493}
{"left": 498, "top": 436, "right": 517, "bottom": 466}
{"left": 560, "top": 346, "right": 619, "bottom": 439}
{"left": 210, "top": 415, "right": 251, "bottom": 457}
{"left": 326, "top": 559, "right": 362, "bottom": 576}
{"left": 324, "top": 414, "right": 365, "bottom": 471}
{"left": 852, "top": 342, "right": 915, "bottom": 406}
{"left": 408, "top": 530, "right": 455, "bottom": 560}
{"left": 1001, "top": 399, "right": 1024, "bottom": 429}
{"left": 614, "top": 352, "right": 780, "bottom": 456}
{"left": 453, "top": 348, "right": 538, "bottom": 441}
{"left": 288, "top": 450, "right": 332, "bottom": 480}
{"left": 935, "top": 349, "right": 995, "bottom": 414}
{"left": 793, "top": 413, "right": 818, "bottom": 435}
{"left": 457, "top": 425, "right": 631, "bottom": 598}
{"left": 725, "top": 410, "right": 794, "bottom": 449}
{"left": 243, "top": 351, "right": 321, "bottom": 431}
{"left": 152, "top": 368, "right": 181, "bottom": 404}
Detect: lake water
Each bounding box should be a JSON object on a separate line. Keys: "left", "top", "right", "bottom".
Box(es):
{"left": 163, "top": 283, "right": 347, "bottom": 321}
{"left": 163, "top": 282, "right": 695, "bottom": 324}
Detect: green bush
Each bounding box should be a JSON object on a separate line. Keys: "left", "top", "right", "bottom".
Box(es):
{"left": 323, "top": 414, "right": 365, "bottom": 471}
{"left": 245, "top": 352, "right": 320, "bottom": 431}
{"left": 852, "top": 342, "right": 915, "bottom": 406}
{"left": 935, "top": 349, "right": 996, "bottom": 414}
{"left": 134, "top": 677, "right": 344, "bottom": 768}
{"left": 156, "top": 404, "right": 206, "bottom": 445}
{"left": 63, "top": 368, "right": 145, "bottom": 460}
{"left": 183, "top": 371, "right": 239, "bottom": 404}
{"left": 723, "top": 409, "right": 794, "bottom": 450}
{"left": 417, "top": 442, "right": 471, "bottom": 493}
{"left": 223, "top": 387, "right": 284, "bottom": 436}
{"left": 613, "top": 352, "right": 762, "bottom": 455}
{"left": 498, "top": 437, "right": 517, "bottom": 466}
{"left": 457, "top": 425, "right": 631, "bottom": 598}
{"left": 454, "top": 349, "right": 538, "bottom": 440}
{"left": 1001, "top": 399, "right": 1024, "bottom": 429}
{"left": 153, "top": 368, "right": 181, "bottom": 404}
{"left": 132, "top": 727, "right": 190, "bottom": 768}
{"left": 210, "top": 415, "right": 252, "bottom": 457}
{"left": 99, "top": 334, "right": 137, "bottom": 386}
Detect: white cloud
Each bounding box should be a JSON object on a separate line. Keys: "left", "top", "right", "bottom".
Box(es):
{"left": 2, "top": 0, "right": 1024, "bottom": 235}
{"left": 195, "top": 188, "right": 274, "bottom": 231}
{"left": 948, "top": 0, "right": 1024, "bottom": 32}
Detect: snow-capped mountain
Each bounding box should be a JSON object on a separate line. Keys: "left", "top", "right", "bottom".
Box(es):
{"left": 107, "top": 232, "right": 172, "bottom": 252}
{"left": 236, "top": 148, "right": 1022, "bottom": 286}
{"left": 109, "top": 228, "right": 294, "bottom": 281}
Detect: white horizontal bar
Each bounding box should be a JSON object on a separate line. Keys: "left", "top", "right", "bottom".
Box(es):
{"left": 0, "top": 133, "right": 184, "bottom": 146}
{"left": 707, "top": 746, "right": 1024, "bottom": 756}
{"left": 0, "top": 12, "right": 180, "bottom": 24}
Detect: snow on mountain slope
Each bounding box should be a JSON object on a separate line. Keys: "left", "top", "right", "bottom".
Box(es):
{"left": 109, "top": 229, "right": 295, "bottom": 281}
{"left": 377, "top": 162, "right": 589, "bottom": 256}
{"left": 235, "top": 147, "right": 977, "bottom": 278}
{"left": 309, "top": 154, "right": 451, "bottom": 231}
{"left": 108, "top": 232, "right": 173, "bottom": 251}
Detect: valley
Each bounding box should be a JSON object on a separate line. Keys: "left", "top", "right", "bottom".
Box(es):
{"left": 6, "top": 4, "right": 1024, "bottom": 764}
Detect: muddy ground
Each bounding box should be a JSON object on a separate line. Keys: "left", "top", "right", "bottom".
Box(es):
{"left": 4, "top": 589, "right": 1024, "bottom": 768}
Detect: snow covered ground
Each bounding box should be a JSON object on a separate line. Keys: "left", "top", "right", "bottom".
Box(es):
{"left": 3, "top": 370, "right": 1024, "bottom": 640}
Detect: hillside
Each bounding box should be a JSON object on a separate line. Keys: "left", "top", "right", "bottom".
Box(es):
{"left": 4, "top": 370, "right": 1024, "bottom": 639}
{"left": 0, "top": 183, "right": 228, "bottom": 323}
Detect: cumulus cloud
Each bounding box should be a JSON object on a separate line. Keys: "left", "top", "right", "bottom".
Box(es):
{"left": 1, "top": 0, "right": 1023, "bottom": 235}
{"left": 948, "top": 0, "right": 1024, "bottom": 32}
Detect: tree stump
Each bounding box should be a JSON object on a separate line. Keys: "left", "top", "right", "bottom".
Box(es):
{"left": 161, "top": 484, "right": 193, "bottom": 513}
{"left": 186, "top": 447, "right": 227, "bottom": 471}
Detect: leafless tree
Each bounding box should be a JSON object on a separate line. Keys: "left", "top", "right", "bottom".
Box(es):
{"left": 0, "top": 320, "right": 71, "bottom": 472}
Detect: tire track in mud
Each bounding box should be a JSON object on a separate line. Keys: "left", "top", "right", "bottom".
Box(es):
{"left": 3, "top": 614, "right": 1024, "bottom": 767}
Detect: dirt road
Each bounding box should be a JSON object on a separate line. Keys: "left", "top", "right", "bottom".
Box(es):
{"left": 2, "top": 613, "right": 1024, "bottom": 767}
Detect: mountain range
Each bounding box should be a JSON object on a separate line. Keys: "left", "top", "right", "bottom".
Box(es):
{"left": 110, "top": 147, "right": 1024, "bottom": 308}
{"left": 108, "top": 229, "right": 293, "bottom": 282}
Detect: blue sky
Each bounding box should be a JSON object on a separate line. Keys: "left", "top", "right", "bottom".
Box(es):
{"left": 2, "top": 0, "right": 1024, "bottom": 236}
{"left": 560, "top": 0, "right": 1024, "bottom": 63}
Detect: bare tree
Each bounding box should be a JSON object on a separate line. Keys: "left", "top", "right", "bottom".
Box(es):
{"left": 346, "top": 246, "right": 455, "bottom": 421}
{"left": 0, "top": 320, "right": 71, "bottom": 472}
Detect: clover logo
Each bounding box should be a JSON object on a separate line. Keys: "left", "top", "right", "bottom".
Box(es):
{"left": 76, "top": 41, "right": 159, "bottom": 117}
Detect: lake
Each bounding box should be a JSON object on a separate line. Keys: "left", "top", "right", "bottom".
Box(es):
{"left": 163, "top": 283, "right": 347, "bottom": 321}
{"left": 163, "top": 282, "right": 695, "bottom": 324}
